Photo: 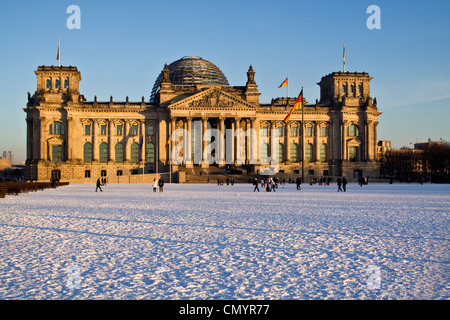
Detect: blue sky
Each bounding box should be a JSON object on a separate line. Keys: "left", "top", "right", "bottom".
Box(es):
{"left": 1, "top": 0, "right": 449, "bottom": 163}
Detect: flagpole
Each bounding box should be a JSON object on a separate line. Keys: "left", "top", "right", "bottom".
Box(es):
{"left": 58, "top": 37, "right": 61, "bottom": 67}
{"left": 343, "top": 44, "right": 345, "bottom": 72}
{"left": 287, "top": 76, "right": 289, "bottom": 102}
{"left": 301, "top": 87, "right": 304, "bottom": 183}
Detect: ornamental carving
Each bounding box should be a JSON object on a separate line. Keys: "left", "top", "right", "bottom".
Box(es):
{"left": 188, "top": 91, "right": 235, "bottom": 109}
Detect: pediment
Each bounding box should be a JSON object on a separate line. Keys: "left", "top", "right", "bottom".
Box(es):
{"left": 46, "top": 136, "right": 64, "bottom": 145}
{"left": 168, "top": 88, "right": 256, "bottom": 110}
{"left": 347, "top": 137, "right": 361, "bottom": 146}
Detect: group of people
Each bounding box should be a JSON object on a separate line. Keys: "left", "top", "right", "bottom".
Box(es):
{"left": 252, "top": 177, "right": 283, "bottom": 192}
{"left": 152, "top": 177, "right": 165, "bottom": 192}
{"left": 217, "top": 177, "right": 235, "bottom": 186}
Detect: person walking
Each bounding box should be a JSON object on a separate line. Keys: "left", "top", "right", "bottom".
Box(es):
{"left": 337, "top": 177, "right": 342, "bottom": 192}
{"left": 296, "top": 177, "right": 302, "bottom": 190}
{"left": 152, "top": 178, "right": 157, "bottom": 192}
{"left": 342, "top": 177, "right": 347, "bottom": 192}
{"left": 158, "top": 177, "right": 164, "bottom": 192}
{"left": 95, "top": 178, "right": 102, "bottom": 192}
{"left": 253, "top": 178, "right": 260, "bottom": 192}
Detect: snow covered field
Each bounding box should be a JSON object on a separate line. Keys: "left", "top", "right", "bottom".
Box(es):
{"left": 0, "top": 182, "right": 448, "bottom": 300}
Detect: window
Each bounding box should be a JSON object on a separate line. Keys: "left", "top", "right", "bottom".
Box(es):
{"left": 52, "top": 145, "right": 62, "bottom": 163}
{"left": 84, "top": 125, "right": 91, "bottom": 136}
{"left": 46, "top": 79, "right": 52, "bottom": 89}
{"left": 85, "top": 170, "right": 91, "bottom": 178}
{"left": 49, "top": 122, "right": 65, "bottom": 135}
{"left": 99, "top": 143, "right": 108, "bottom": 163}
{"left": 101, "top": 170, "right": 107, "bottom": 177}
{"left": 357, "top": 84, "right": 362, "bottom": 95}
{"left": 262, "top": 126, "right": 268, "bottom": 137}
{"left": 321, "top": 127, "right": 327, "bottom": 137}
{"left": 100, "top": 125, "right": 107, "bottom": 135}
{"left": 131, "top": 125, "right": 139, "bottom": 136}
{"left": 146, "top": 143, "right": 155, "bottom": 163}
{"left": 277, "top": 126, "right": 284, "bottom": 137}
{"left": 341, "top": 84, "right": 346, "bottom": 93}
{"left": 115, "top": 143, "right": 124, "bottom": 163}
{"left": 306, "top": 127, "right": 313, "bottom": 137}
{"left": 349, "top": 146, "right": 357, "bottom": 162}
{"left": 292, "top": 126, "right": 298, "bottom": 137}
{"left": 305, "top": 144, "right": 313, "bottom": 162}
{"left": 350, "top": 85, "right": 355, "bottom": 94}
{"left": 260, "top": 143, "right": 269, "bottom": 164}
{"left": 277, "top": 143, "right": 284, "bottom": 162}
{"left": 117, "top": 170, "right": 123, "bottom": 176}
{"left": 347, "top": 124, "right": 359, "bottom": 137}
{"left": 320, "top": 144, "right": 327, "bottom": 162}
{"left": 64, "top": 79, "right": 69, "bottom": 89}
{"left": 55, "top": 79, "right": 61, "bottom": 89}
{"left": 83, "top": 143, "right": 92, "bottom": 163}
{"left": 116, "top": 125, "right": 123, "bottom": 136}
{"left": 130, "top": 143, "right": 140, "bottom": 163}
{"left": 290, "top": 144, "right": 298, "bottom": 162}
{"left": 147, "top": 125, "right": 154, "bottom": 136}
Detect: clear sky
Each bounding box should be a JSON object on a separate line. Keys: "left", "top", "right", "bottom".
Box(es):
{"left": 1, "top": 0, "right": 449, "bottom": 163}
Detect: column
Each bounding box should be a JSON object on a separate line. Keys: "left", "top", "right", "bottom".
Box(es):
{"left": 185, "top": 117, "right": 192, "bottom": 167}
{"left": 108, "top": 119, "right": 114, "bottom": 162}
{"left": 234, "top": 117, "right": 241, "bottom": 165}
{"left": 218, "top": 117, "right": 225, "bottom": 165}
{"left": 26, "top": 119, "right": 33, "bottom": 161}
{"left": 314, "top": 121, "right": 320, "bottom": 162}
{"left": 201, "top": 117, "right": 209, "bottom": 167}
{"left": 141, "top": 120, "right": 146, "bottom": 164}
{"left": 270, "top": 121, "right": 276, "bottom": 164}
{"left": 250, "top": 118, "right": 258, "bottom": 165}
{"left": 170, "top": 117, "right": 176, "bottom": 164}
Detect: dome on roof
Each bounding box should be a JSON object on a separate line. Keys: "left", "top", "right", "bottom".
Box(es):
{"left": 150, "top": 56, "right": 229, "bottom": 103}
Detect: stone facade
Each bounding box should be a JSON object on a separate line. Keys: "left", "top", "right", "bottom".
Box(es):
{"left": 24, "top": 58, "right": 381, "bottom": 183}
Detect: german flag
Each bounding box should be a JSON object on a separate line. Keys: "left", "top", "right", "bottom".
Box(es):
{"left": 165, "top": 135, "right": 170, "bottom": 150}
{"left": 284, "top": 88, "right": 303, "bottom": 123}
{"left": 278, "top": 78, "right": 288, "bottom": 88}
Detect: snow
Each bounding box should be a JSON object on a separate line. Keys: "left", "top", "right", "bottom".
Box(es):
{"left": 0, "top": 182, "right": 448, "bottom": 300}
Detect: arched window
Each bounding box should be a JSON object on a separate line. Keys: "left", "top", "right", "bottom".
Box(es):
{"left": 357, "top": 84, "right": 362, "bottom": 95}
{"left": 99, "top": 143, "right": 108, "bottom": 163}
{"left": 347, "top": 124, "right": 359, "bottom": 137}
{"left": 46, "top": 79, "right": 52, "bottom": 89}
{"left": 341, "top": 84, "right": 346, "bottom": 93}
{"left": 350, "top": 84, "right": 355, "bottom": 94}
{"left": 260, "top": 143, "right": 269, "bottom": 164}
{"left": 130, "top": 143, "right": 140, "bottom": 163}
{"left": 277, "top": 143, "right": 284, "bottom": 162}
{"left": 49, "top": 122, "right": 65, "bottom": 135}
{"left": 146, "top": 143, "right": 155, "bottom": 163}
{"left": 305, "top": 144, "right": 313, "bottom": 163}
{"left": 83, "top": 143, "right": 92, "bottom": 163}
{"left": 64, "top": 78, "right": 69, "bottom": 89}
{"left": 115, "top": 143, "right": 124, "bottom": 163}
{"left": 290, "top": 143, "right": 298, "bottom": 162}
{"left": 55, "top": 79, "right": 61, "bottom": 89}
{"left": 320, "top": 144, "right": 327, "bottom": 162}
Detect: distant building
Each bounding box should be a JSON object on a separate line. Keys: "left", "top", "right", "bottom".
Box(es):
{"left": 377, "top": 140, "right": 391, "bottom": 161}
{"left": 2, "top": 151, "right": 14, "bottom": 164}
{"left": 414, "top": 141, "right": 444, "bottom": 150}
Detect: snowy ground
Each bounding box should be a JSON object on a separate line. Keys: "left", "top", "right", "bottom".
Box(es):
{"left": 0, "top": 182, "right": 448, "bottom": 300}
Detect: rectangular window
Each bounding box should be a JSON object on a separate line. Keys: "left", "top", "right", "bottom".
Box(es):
{"left": 116, "top": 125, "right": 123, "bottom": 135}
{"left": 277, "top": 127, "right": 284, "bottom": 137}
{"left": 100, "top": 125, "right": 107, "bottom": 135}
{"left": 84, "top": 170, "right": 91, "bottom": 178}
{"left": 292, "top": 126, "right": 298, "bottom": 137}
{"left": 64, "top": 79, "right": 69, "bottom": 89}
{"left": 131, "top": 125, "right": 139, "bottom": 136}
{"left": 321, "top": 127, "right": 327, "bottom": 137}
{"left": 262, "top": 126, "right": 268, "bottom": 137}
{"left": 84, "top": 125, "right": 91, "bottom": 135}
{"left": 147, "top": 125, "right": 154, "bottom": 136}
{"left": 52, "top": 145, "right": 62, "bottom": 163}
{"left": 349, "top": 147, "right": 357, "bottom": 162}
{"left": 306, "top": 127, "right": 313, "bottom": 137}
{"left": 117, "top": 170, "right": 123, "bottom": 176}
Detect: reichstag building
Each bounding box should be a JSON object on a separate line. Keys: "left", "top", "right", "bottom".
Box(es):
{"left": 24, "top": 56, "right": 381, "bottom": 182}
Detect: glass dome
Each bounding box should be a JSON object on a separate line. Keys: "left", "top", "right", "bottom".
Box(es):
{"left": 150, "top": 56, "right": 229, "bottom": 103}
